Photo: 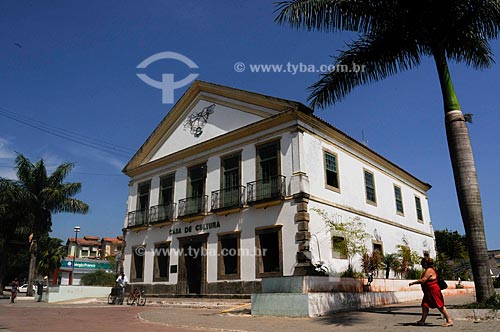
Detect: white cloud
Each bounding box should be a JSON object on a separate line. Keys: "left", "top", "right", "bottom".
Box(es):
{"left": 0, "top": 137, "right": 16, "bottom": 179}
{"left": 39, "top": 152, "right": 65, "bottom": 173}
{"left": 0, "top": 137, "right": 16, "bottom": 159}
{"left": 66, "top": 146, "right": 126, "bottom": 172}
{"left": 0, "top": 167, "right": 16, "bottom": 179}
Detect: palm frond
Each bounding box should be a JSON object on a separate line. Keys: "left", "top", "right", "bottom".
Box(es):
{"left": 31, "top": 159, "right": 48, "bottom": 194}
{"left": 277, "top": 0, "right": 500, "bottom": 108}
{"left": 15, "top": 153, "right": 34, "bottom": 185}
{"left": 51, "top": 198, "right": 89, "bottom": 214}
{"left": 40, "top": 183, "right": 82, "bottom": 210}
{"left": 308, "top": 31, "right": 421, "bottom": 108}
{"left": 445, "top": 34, "right": 494, "bottom": 69}
{"left": 60, "top": 182, "right": 82, "bottom": 197}
{"left": 457, "top": 0, "right": 500, "bottom": 40}
{"left": 274, "top": 0, "right": 379, "bottom": 33}
{"left": 48, "top": 162, "right": 74, "bottom": 187}
{"left": 0, "top": 178, "right": 33, "bottom": 207}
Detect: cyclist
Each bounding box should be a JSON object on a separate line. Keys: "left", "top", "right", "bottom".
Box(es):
{"left": 115, "top": 272, "right": 128, "bottom": 302}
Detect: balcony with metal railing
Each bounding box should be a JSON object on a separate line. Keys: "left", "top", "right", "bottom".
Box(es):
{"left": 178, "top": 195, "right": 208, "bottom": 218}
{"left": 247, "top": 175, "right": 286, "bottom": 205}
{"left": 149, "top": 203, "right": 176, "bottom": 224}
{"left": 127, "top": 209, "right": 148, "bottom": 228}
{"left": 211, "top": 186, "right": 245, "bottom": 212}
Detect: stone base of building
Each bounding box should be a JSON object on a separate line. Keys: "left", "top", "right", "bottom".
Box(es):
{"left": 129, "top": 280, "right": 261, "bottom": 297}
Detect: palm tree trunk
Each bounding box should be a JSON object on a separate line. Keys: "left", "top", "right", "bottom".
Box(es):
{"left": 27, "top": 240, "right": 37, "bottom": 297}
{"left": 434, "top": 52, "right": 495, "bottom": 302}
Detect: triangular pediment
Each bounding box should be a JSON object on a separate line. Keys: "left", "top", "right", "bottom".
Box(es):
{"left": 123, "top": 81, "right": 311, "bottom": 174}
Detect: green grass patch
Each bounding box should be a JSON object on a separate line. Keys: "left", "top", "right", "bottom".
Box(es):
{"left": 456, "top": 294, "right": 500, "bottom": 310}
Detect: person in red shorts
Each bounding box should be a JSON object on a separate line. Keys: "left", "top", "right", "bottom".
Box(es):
{"left": 409, "top": 257, "right": 453, "bottom": 327}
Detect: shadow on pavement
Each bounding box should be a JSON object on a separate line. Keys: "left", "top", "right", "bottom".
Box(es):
{"left": 396, "top": 322, "right": 443, "bottom": 327}
{"left": 315, "top": 311, "right": 368, "bottom": 326}
{"left": 314, "top": 305, "right": 441, "bottom": 327}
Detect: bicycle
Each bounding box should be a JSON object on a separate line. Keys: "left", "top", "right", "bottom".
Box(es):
{"left": 107, "top": 286, "right": 124, "bottom": 305}
{"left": 126, "top": 288, "right": 146, "bottom": 306}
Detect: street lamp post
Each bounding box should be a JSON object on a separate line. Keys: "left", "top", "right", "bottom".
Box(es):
{"left": 71, "top": 226, "right": 80, "bottom": 285}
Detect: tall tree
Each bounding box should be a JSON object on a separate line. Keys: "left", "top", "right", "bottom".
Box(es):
{"left": 435, "top": 228, "right": 469, "bottom": 260}
{"left": 276, "top": 0, "right": 498, "bottom": 302}
{"left": 0, "top": 154, "right": 89, "bottom": 295}
{"left": 0, "top": 178, "right": 31, "bottom": 288}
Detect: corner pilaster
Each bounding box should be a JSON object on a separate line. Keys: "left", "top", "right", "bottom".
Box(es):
{"left": 293, "top": 191, "right": 314, "bottom": 275}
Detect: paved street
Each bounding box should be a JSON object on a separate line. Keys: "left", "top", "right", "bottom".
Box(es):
{"left": 0, "top": 293, "right": 498, "bottom": 332}
{"left": 0, "top": 298, "right": 194, "bottom": 332}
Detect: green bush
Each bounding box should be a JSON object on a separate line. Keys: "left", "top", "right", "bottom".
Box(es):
{"left": 80, "top": 270, "right": 116, "bottom": 286}
{"left": 456, "top": 270, "right": 470, "bottom": 281}
{"left": 406, "top": 268, "right": 423, "bottom": 280}
{"left": 340, "top": 265, "right": 364, "bottom": 278}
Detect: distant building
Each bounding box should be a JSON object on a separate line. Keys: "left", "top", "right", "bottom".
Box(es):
{"left": 66, "top": 235, "right": 124, "bottom": 259}
{"left": 54, "top": 235, "right": 123, "bottom": 285}
{"left": 122, "top": 81, "right": 436, "bottom": 295}
{"left": 101, "top": 236, "right": 124, "bottom": 258}
{"left": 67, "top": 235, "right": 101, "bottom": 259}
{"left": 488, "top": 249, "right": 500, "bottom": 278}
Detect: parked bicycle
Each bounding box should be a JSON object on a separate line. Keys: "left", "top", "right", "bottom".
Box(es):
{"left": 127, "top": 288, "right": 146, "bottom": 306}
{"left": 107, "top": 286, "right": 124, "bottom": 305}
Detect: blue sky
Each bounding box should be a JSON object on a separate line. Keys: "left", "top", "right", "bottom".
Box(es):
{"left": 1, "top": 1, "right": 499, "bottom": 249}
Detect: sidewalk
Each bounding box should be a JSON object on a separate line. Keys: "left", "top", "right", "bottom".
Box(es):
{"left": 139, "top": 293, "right": 499, "bottom": 332}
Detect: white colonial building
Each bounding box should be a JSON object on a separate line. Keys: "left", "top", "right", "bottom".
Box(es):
{"left": 122, "top": 81, "right": 435, "bottom": 295}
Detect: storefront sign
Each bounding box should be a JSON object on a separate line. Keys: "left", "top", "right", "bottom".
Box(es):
{"left": 169, "top": 221, "right": 220, "bottom": 235}
{"left": 61, "top": 260, "right": 112, "bottom": 269}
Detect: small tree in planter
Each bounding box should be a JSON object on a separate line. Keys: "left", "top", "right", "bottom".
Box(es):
{"left": 396, "top": 245, "right": 420, "bottom": 278}
{"left": 313, "top": 208, "right": 369, "bottom": 278}
{"left": 361, "top": 250, "right": 383, "bottom": 277}
{"left": 361, "top": 251, "right": 382, "bottom": 291}
{"left": 382, "top": 253, "right": 400, "bottom": 279}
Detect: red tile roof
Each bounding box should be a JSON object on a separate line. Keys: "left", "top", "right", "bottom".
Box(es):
{"left": 101, "top": 237, "right": 124, "bottom": 244}
{"left": 67, "top": 237, "right": 100, "bottom": 246}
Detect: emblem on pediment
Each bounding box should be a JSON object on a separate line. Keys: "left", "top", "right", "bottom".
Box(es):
{"left": 184, "top": 104, "right": 216, "bottom": 137}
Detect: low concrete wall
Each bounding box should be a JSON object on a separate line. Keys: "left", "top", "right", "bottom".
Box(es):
{"left": 261, "top": 276, "right": 475, "bottom": 293}
{"left": 253, "top": 276, "right": 476, "bottom": 317}
{"left": 252, "top": 288, "right": 476, "bottom": 317}
{"left": 46, "top": 285, "right": 110, "bottom": 303}
{"left": 370, "top": 278, "right": 475, "bottom": 292}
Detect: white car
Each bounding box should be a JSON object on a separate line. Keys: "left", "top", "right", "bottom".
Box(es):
{"left": 17, "top": 284, "right": 36, "bottom": 293}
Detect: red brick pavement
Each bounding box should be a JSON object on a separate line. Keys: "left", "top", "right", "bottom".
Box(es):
{"left": 0, "top": 300, "right": 197, "bottom": 332}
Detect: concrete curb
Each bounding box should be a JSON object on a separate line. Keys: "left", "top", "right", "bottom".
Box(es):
{"left": 92, "top": 297, "right": 249, "bottom": 309}
{"left": 448, "top": 309, "right": 499, "bottom": 321}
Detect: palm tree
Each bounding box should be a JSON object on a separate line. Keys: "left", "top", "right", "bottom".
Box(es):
{"left": 1, "top": 154, "right": 89, "bottom": 295}
{"left": 381, "top": 253, "right": 400, "bottom": 279}
{"left": 276, "top": 0, "right": 498, "bottom": 302}
{"left": 36, "top": 236, "right": 66, "bottom": 278}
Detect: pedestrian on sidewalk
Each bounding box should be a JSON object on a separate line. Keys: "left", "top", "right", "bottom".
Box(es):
{"left": 409, "top": 257, "right": 453, "bottom": 327}
{"left": 10, "top": 278, "right": 19, "bottom": 304}
{"left": 116, "top": 272, "right": 128, "bottom": 300}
